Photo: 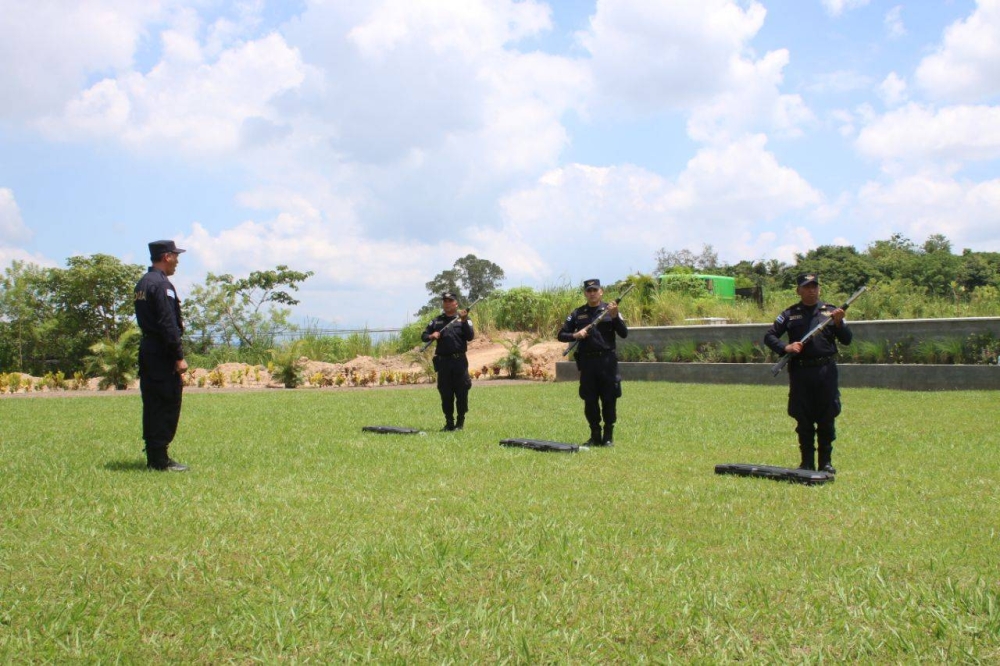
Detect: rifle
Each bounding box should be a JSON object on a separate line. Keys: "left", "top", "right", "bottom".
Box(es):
{"left": 770, "top": 285, "right": 866, "bottom": 377}
{"left": 562, "top": 283, "right": 635, "bottom": 357}
{"left": 420, "top": 296, "right": 484, "bottom": 352}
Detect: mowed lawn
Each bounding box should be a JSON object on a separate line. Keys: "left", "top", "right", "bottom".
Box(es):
{"left": 1, "top": 381, "right": 998, "bottom": 663}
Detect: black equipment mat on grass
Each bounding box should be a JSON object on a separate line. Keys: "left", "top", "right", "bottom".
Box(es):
{"left": 500, "top": 438, "right": 580, "bottom": 453}
{"left": 362, "top": 426, "right": 423, "bottom": 435}
{"left": 715, "top": 463, "right": 834, "bottom": 485}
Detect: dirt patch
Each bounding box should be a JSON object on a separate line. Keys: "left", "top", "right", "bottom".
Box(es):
{"left": 0, "top": 334, "right": 567, "bottom": 396}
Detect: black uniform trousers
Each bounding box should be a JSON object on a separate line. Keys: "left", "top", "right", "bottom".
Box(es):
{"left": 788, "top": 362, "right": 841, "bottom": 460}
{"left": 436, "top": 355, "right": 471, "bottom": 422}
{"left": 578, "top": 352, "right": 620, "bottom": 429}
{"left": 140, "top": 371, "right": 183, "bottom": 466}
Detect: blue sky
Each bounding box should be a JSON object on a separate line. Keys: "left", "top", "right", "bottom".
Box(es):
{"left": 1, "top": 0, "right": 998, "bottom": 327}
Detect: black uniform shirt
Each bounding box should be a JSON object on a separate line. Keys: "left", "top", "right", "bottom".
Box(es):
{"left": 421, "top": 314, "right": 474, "bottom": 355}
{"left": 558, "top": 302, "right": 628, "bottom": 353}
{"left": 134, "top": 267, "right": 185, "bottom": 362}
{"left": 764, "top": 300, "right": 852, "bottom": 358}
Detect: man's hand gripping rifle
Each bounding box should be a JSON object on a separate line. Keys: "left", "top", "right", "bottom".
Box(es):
{"left": 562, "top": 283, "right": 635, "bottom": 357}
{"left": 770, "top": 285, "right": 867, "bottom": 377}
{"left": 420, "top": 296, "right": 484, "bottom": 353}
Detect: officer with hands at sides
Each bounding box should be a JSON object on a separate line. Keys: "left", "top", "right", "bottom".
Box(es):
{"left": 134, "top": 240, "right": 189, "bottom": 472}
{"left": 558, "top": 278, "right": 628, "bottom": 446}
{"left": 422, "top": 291, "right": 474, "bottom": 431}
{"left": 764, "top": 273, "right": 853, "bottom": 474}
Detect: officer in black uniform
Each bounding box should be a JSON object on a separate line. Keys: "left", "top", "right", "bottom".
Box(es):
{"left": 421, "top": 292, "right": 474, "bottom": 431}
{"left": 558, "top": 278, "right": 628, "bottom": 446}
{"left": 764, "top": 273, "right": 852, "bottom": 473}
{"left": 134, "top": 240, "right": 189, "bottom": 472}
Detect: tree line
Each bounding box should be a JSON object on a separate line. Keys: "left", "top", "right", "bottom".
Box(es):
{"left": 2, "top": 233, "right": 998, "bottom": 376}
{"left": 658, "top": 233, "right": 1000, "bottom": 298}
{"left": 0, "top": 257, "right": 311, "bottom": 376}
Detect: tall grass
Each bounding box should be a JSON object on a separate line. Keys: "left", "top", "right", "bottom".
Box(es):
{"left": 1, "top": 384, "right": 998, "bottom": 662}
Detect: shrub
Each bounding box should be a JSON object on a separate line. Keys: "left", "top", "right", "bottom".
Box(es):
{"left": 663, "top": 339, "right": 699, "bottom": 362}
{"left": 269, "top": 343, "right": 305, "bottom": 388}
{"left": 497, "top": 338, "right": 526, "bottom": 378}
{"left": 71, "top": 371, "right": 87, "bottom": 390}
{"left": 85, "top": 327, "right": 140, "bottom": 390}
{"left": 207, "top": 369, "right": 225, "bottom": 387}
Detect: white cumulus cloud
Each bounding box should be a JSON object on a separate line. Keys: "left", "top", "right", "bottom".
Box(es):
{"left": 0, "top": 0, "right": 173, "bottom": 121}
{"left": 857, "top": 173, "right": 1000, "bottom": 249}
{"left": 915, "top": 0, "right": 1000, "bottom": 102}
{"left": 494, "top": 134, "right": 824, "bottom": 279}
{"left": 878, "top": 72, "right": 908, "bottom": 107}
{"left": 44, "top": 32, "right": 308, "bottom": 157}
{"left": 821, "top": 0, "right": 871, "bottom": 18}
{"left": 885, "top": 5, "right": 906, "bottom": 39}
{"left": 579, "top": 0, "right": 810, "bottom": 141}
{"left": 856, "top": 103, "right": 1000, "bottom": 167}
{"left": 0, "top": 188, "right": 32, "bottom": 243}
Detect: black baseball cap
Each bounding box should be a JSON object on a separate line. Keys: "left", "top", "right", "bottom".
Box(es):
{"left": 583, "top": 278, "right": 601, "bottom": 291}
{"left": 149, "top": 240, "right": 185, "bottom": 261}
{"left": 441, "top": 291, "right": 458, "bottom": 301}
{"left": 796, "top": 273, "right": 819, "bottom": 287}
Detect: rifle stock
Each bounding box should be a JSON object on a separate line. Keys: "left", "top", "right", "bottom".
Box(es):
{"left": 770, "top": 285, "right": 867, "bottom": 377}
{"left": 562, "top": 283, "right": 635, "bottom": 357}
{"left": 420, "top": 296, "right": 484, "bottom": 353}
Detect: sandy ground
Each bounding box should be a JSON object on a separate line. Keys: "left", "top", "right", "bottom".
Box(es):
{"left": 1, "top": 333, "right": 568, "bottom": 395}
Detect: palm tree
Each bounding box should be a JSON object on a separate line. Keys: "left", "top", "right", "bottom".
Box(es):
{"left": 85, "top": 326, "right": 140, "bottom": 390}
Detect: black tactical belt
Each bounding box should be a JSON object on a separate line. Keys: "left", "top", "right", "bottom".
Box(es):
{"left": 791, "top": 356, "right": 833, "bottom": 368}
{"left": 436, "top": 352, "right": 466, "bottom": 359}
{"left": 578, "top": 350, "right": 613, "bottom": 358}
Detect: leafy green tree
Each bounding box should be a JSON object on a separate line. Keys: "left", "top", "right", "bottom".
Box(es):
{"left": 50, "top": 254, "right": 144, "bottom": 372}
{"left": 0, "top": 261, "right": 55, "bottom": 373}
{"left": 421, "top": 255, "right": 505, "bottom": 314}
{"left": 653, "top": 244, "right": 719, "bottom": 274}
{"left": 922, "top": 234, "right": 952, "bottom": 254}
{"left": 424, "top": 268, "right": 462, "bottom": 302}
{"left": 184, "top": 265, "right": 314, "bottom": 350}
{"left": 792, "top": 244, "right": 878, "bottom": 293}
{"left": 912, "top": 249, "right": 960, "bottom": 297}
{"left": 0, "top": 255, "right": 142, "bottom": 374}
{"left": 866, "top": 233, "right": 919, "bottom": 282}
{"left": 956, "top": 251, "right": 999, "bottom": 291}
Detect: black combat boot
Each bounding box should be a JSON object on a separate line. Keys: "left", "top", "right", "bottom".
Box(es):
{"left": 162, "top": 458, "right": 189, "bottom": 472}
{"left": 442, "top": 417, "right": 455, "bottom": 432}
{"left": 147, "top": 444, "right": 188, "bottom": 472}
{"left": 455, "top": 414, "right": 465, "bottom": 431}
{"left": 797, "top": 444, "right": 816, "bottom": 471}
{"left": 818, "top": 443, "right": 836, "bottom": 474}
{"left": 602, "top": 424, "right": 615, "bottom": 447}
{"left": 585, "top": 425, "right": 602, "bottom": 446}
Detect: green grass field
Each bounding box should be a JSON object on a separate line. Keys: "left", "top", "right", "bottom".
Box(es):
{"left": 1, "top": 382, "right": 998, "bottom": 663}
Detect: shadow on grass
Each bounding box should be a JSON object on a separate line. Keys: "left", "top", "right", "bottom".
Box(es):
{"left": 104, "top": 460, "right": 150, "bottom": 472}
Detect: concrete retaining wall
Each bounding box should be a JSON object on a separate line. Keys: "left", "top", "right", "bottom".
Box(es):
{"left": 555, "top": 361, "right": 1000, "bottom": 391}
{"left": 626, "top": 317, "right": 1000, "bottom": 351}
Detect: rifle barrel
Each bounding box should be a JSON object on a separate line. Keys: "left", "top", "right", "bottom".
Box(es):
{"left": 419, "top": 297, "right": 484, "bottom": 352}
{"left": 769, "top": 285, "right": 866, "bottom": 377}
{"left": 562, "top": 284, "right": 635, "bottom": 357}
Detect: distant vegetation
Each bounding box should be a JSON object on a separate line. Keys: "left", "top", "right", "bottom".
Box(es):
{"left": 2, "top": 233, "right": 998, "bottom": 378}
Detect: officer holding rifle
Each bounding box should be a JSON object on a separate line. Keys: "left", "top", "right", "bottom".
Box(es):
{"left": 764, "top": 273, "right": 852, "bottom": 474}
{"left": 422, "top": 292, "right": 474, "bottom": 431}
{"left": 558, "top": 279, "right": 629, "bottom": 446}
